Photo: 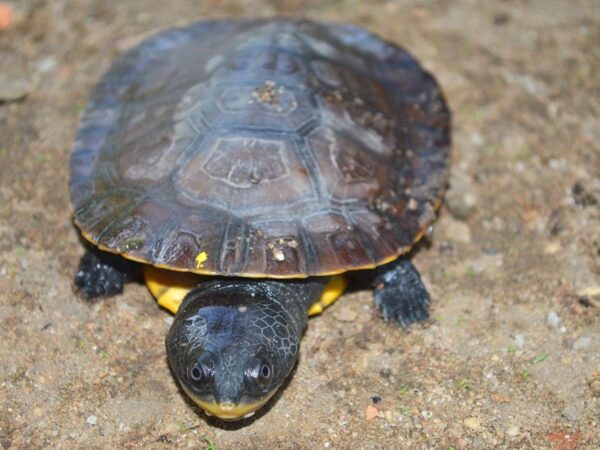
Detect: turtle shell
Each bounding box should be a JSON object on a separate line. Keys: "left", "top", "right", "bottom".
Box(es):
{"left": 70, "top": 19, "right": 450, "bottom": 278}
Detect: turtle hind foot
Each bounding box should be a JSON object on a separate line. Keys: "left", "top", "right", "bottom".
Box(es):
{"left": 372, "top": 259, "right": 430, "bottom": 327}
{"left": 74, "top": 248, "right": 138, "bottom": 300}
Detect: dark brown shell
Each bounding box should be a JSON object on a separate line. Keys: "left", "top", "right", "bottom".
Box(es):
{"left": 70, "top": 19, "right": 450, "bottom": 278}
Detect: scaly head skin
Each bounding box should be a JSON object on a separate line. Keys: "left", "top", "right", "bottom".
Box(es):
{"left": 166, "top": 281, "right": 304, "bottom": 420}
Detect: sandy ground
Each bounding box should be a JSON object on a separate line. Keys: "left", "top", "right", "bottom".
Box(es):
{"left": 1, "top": 0, "right": 599, "bottom": 448}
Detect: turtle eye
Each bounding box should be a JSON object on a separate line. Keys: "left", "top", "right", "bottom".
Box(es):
{"left": 245, "top": 359, "right": 273, "bottom": 390}
{"left": 260, "top": 363, "right": 271, "bottom": 381}
{"left": 189, "top": 363, "right": 204, "bottom": 382}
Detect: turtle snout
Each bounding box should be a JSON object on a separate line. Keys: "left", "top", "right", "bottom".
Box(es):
{"left": 213, "top": 364, "right": 245, "bottom": 404}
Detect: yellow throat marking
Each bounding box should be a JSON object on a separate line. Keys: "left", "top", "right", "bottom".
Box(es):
{"left": 182, "top": 384, "right": 277, "bottom": 420}
{"left": 142, "top": 266, "right": 347, "bottom": 315}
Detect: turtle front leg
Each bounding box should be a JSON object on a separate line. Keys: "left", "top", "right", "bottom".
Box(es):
{"left": 372, "top": 259, "right": 430, "bottom": 327}
{"left": 74, "top": 248, "right": 139, "bottom": 299}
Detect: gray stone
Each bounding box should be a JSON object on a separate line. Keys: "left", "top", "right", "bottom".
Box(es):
{"left": 36, "top": 56, "right": 58, "bottom": 73}
{"left": 506, "top": 425, "right": 520, "bottom": 437}
{"left": 0, "top": 63, "right": 33, "bottom": 101}
{"left": 546, "top": 311, "right": 560, "bottom": 328}
{"left": 463, "top": 416, "right": 481, "bottom": 430}
{"left": 86, "top": 415, "right": 98, "bottom": 426}
{"left": 561, "top": 403, "right": 583, "bottom": 422}
{"left": 446, "top": 170, "right": 478, "bottom": 220}
{"left": 514, "top": 334, "right": 525, "bottom": 349}
{"left": 572, "top": 336, "right": 591, "bottom": 350}
{"left": 438, "top": 216, "right": 472, "bottom": 243}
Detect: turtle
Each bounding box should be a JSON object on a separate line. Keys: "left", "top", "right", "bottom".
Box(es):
{"left": 70, "top": 18, "right": 450, "bottom": 421}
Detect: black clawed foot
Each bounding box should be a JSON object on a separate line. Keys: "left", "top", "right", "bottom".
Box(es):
{"left": 74, "top": 249, "right": 134, "bottom": 300}
{"left": 372, "top": 259, "right": 430, "bottom": 327}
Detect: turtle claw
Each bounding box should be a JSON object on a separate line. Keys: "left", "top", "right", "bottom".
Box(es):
{"left": 372, "top": 259, "right": 430, "bottom": 328}
{"left": 74, "top": 249, "right": 133, "bottom": 299}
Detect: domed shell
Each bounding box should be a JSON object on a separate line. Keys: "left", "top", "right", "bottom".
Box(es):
{"left": 70, "top": 19, "right": 450, "bottom": 278}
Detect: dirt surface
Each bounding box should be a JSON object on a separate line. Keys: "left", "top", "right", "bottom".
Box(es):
{"left": 1, "top": 0, "right": 599, "bottom": 448}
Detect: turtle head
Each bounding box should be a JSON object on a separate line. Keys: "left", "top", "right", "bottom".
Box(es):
{"left": 166, "top": 282, "right": 301, "bottom": 420}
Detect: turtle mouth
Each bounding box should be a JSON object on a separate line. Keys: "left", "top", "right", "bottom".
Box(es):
{"left": 181, "top": 385, "right": 277, "bottom": 421}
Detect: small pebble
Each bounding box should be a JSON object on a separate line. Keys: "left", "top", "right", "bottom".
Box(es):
{"left": 162, "top": 422, "right": 179, "bottom": 434}
{"left": 562, "top": 403, "right": 583, "bottom": 422}
{"left": 438, "top": 216, "right": 472, "bottom": 243}
{"left": 36, "top": 56, "right": 58, "bottom": 73}
{"left": 506, "top": 425, "right": 520, "bottom": 437}
{"left": 546, "top": 311, "right": 560, "bottom": 328}
{"left": 0, "top": 3, "right": 12, "bottom": 30}
{"left": 572, "top": 336, "right": 591, "bottom": 350}
{"left": 491, "top": 394, "right": 511, "bottom": 403}
{"left": 333, "top": 304, "right": 359, "bottom": 322}
{"left": 365, "top": 404, "right": 378, "bottom": 420}
{"left": 543, "top": 241, "right": 562, "bottom": 255}
{"left": 493, "top": 12, "right": 511, "bottom": 25}
{"left": 470, "top": 132, "right": 484, "bottom": 146}
{"left": 578, "top": 285, "right": 600, "bottom": 297}
{"left": 446, "top": 171, "right": 477, "bottom": 220}
{"left": 86, "top": 415, "right": 98, "bottom": 426}
{"left": 463, "top": 417, "right": 482, "bottom": 430}
{"left": 0, "top": 62, "right": 32, "bottom": 101}
{"left": 514, "top": 334, "right": 525, "bottom": 349}
{"left": 421, "top": 410, "right": 433, "bottom": 419}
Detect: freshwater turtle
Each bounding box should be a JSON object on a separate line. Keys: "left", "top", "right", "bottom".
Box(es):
{"left": 70, "top": 18, "right": 450, "bottom": 421}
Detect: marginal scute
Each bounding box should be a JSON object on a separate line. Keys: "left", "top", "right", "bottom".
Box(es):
{"left": 103, "top": 216, "right": 148, "bottom": 252}
{"left": 156, "top": 229, "right": 206, "bottom": 268}
{"left": 75, "top": 191, "right": 137, "bottom": 237}
{"left": 70, "top": 19, "right": 450, "bottom": 277}
{"left": 151, "top": 212, "right": 229, "bottom": 269}
{"left": 328, "top": 230, "right": 372, "bottom": 267}
{"left": 265, "top": 236, "right": 302, "bottom": 274}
